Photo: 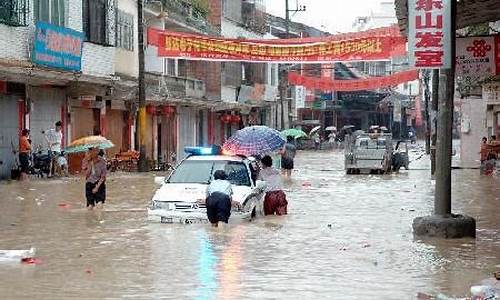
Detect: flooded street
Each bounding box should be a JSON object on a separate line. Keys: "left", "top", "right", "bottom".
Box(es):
{"left": 0, "top": 150, "right": 499, "bottom": 299}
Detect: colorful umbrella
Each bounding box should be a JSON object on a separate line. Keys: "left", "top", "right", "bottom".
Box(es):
{"left": 310, "top": 126, "right": 321, "bottom": 136}
{"left": 281, "top": 128, "right": 307, "bottom": 139}
{"left": 65, "top": 135, "right": 115, "bottom": 154}
{"left": 223, "top": 126, "right": 286, "bottom": 156}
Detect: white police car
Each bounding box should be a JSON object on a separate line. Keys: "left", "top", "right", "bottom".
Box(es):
{"left": 148, "top": 147, "right": 266, "bottom": 224}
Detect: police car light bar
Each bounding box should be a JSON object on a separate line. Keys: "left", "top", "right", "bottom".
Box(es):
{"left": 184, "top": 146, "right": 221, "bottom": 156}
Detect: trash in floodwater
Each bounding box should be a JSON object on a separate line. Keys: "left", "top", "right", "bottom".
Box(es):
{"left": 302, "top": 182, "right": 312, "bottom": 187}
{"left": 58, "top": 203, "right": 70, "bottom": 208}
{"left": 85, "top": 268, "right": 92, "bottom": 274}
{"left": 417, "top": 292, "right": 433, "bottom": 300}
{"left": 16, "top": 196, "right": 24, "bottom": 200}
{"left": 21, "top": 257, "right": 42, "bottom": 265}
{"left": 0, "top": 248, "right": 36, "bottom": 262}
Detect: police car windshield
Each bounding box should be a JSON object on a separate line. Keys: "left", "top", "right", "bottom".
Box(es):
{"left": 168, "top": 160, "right": 251, "bottom": 186}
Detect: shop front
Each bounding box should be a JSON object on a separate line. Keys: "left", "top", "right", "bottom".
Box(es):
{"left": 28, "top": 86, "right": 66, "bottom": 150}
{"left": 0, "top": 90, "right": 23, "bottom": 179}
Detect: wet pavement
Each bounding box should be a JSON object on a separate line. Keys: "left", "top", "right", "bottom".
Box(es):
{"left": 0, "top": 149, "right": 499, "bottom": 299}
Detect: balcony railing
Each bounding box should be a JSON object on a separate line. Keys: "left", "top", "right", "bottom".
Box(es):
{"left": 238, "top": 84, "right": 278, "bottom": 104}
{"left": 146, "top": 73, "right": 206, "bottom": 101}
{"left": 159, "top": 0, "right": 219, "bottom": 34}
{"left": 0, "top": 0, "right": 29, "bottom": 27}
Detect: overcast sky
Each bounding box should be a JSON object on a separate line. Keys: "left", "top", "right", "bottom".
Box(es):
{"left": 265, "top": 0, "right": 387, "bottom": 33}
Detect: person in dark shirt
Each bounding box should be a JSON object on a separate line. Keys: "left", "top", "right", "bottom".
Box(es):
{"left": 281, "top": 136, "right": 297, "bottom": 178}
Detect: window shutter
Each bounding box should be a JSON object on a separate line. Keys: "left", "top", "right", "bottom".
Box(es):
{"left": 58, "top": 0, "right": 65, "bottom": 26}
{"left": 34, "top": 0, "right": 39, "bottom": 23}
{"left": 82, "top": 0, "right": 89, "bottom": 40}
{"left": 40, "top": 0, "right": 50, "bottom": 23}
{"left": 51, "top": 0, "right": 59, "bottom": 25}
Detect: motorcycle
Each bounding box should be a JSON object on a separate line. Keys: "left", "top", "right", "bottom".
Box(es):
{"left": 31, "top": 149, "right": 51, "bottom": 178}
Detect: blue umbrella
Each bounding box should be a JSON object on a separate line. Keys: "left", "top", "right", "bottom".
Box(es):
{"left": 223, "top": 126, "right": 286, "bottom": 156}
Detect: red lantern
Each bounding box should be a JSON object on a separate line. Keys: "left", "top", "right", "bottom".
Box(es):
{"left": 231, "top": 115, "right": 241, "bottom": 124}
{"left": 146, "top": 105, "right": 156, "bottom": 115}
{"left": 161, "top": 105, "right": 175, "bottom": 115}
{"left": 221, "top": 114, "right": 232, "bottom": 124}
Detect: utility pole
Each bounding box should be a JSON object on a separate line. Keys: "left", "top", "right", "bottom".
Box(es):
{"left": 423, "top": 70, "right": 431, "bottom": 154}
{"left": 434, "top": 1, "right": 456, "bottom": 216}
{"left": 278, "top": 0, "right": 306, "bottom": 130}
{"left": 137, "top": 0, "right": 148, "bottom": 172}
{"left": 431, "top": 69, "right": 439, "bottom": 175}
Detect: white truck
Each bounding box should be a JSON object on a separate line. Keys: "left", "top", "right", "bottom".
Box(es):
{"left": 344, "top": 133, "right": 394, "bottom": 174}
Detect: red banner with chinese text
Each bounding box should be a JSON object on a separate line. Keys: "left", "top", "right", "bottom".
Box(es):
{"left": 147, "top": 26, "right": 406, "bottom": 63}
{"left": 288, "top": 69, "right": 419, "bottom": 92}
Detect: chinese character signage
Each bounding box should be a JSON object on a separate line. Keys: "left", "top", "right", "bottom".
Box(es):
{"left": 32, "top": 22, "right": 84, "bottom": 72}
{"left": 288, "top": 69, "right": 419, "bottom": 92}
{"left": 456, "top": 36, "right": 500, "bottom": 84}
{"left": 409, "top": 0, "right": 451, "bottom": 69}
{"left": 294, "top": 86, "right": 306, "bottom": 109}
{"left": 483, "top": 83, "right": 500, "bottom": 105}
{"left": 148, "top": 26, "right": 406, "bottom": 63}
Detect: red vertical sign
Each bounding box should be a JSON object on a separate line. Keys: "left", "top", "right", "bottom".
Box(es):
{"left": 495, "top": 35, "right": 500, "bottom": 75}
{"left": 409, "top": 0, "right": 451, "bottom": 69}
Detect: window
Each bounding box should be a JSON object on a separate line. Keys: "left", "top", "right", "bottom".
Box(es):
{"left": 177, "top": 59, "right": 187, "bottom": 77}
{"left": 0, "top": 0, "right": 29, "bottom": 26}
{"left": 164, "top": 59, "right": 177, "bottom": 76}
{"left": 168, "top": 160, "right": 251, "bottom": 186}
{"left": 116, "top": 10, "right": 133, "bottom": 51}
{"left": 34, "top": 0, "right": 65, "bottom": 26}
{"left": 83, "top": 0, "right": 107, "bottom": 45}
{"left": 270, "top": 64, "right": 278, "bottom": 86}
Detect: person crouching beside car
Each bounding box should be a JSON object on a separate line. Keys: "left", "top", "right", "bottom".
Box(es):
{"left": 204, "top": 170, "right": 241, "bottom": 227}
{"left": 259, "top": 155, "right": 288, "bottom": 216}
{"left": 82, "top": 147, "right": 107, "bottom": 210}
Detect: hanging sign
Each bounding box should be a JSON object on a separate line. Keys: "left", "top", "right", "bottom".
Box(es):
{"left": 148, "top": 26, "right": 406, "bottom": 63}
{"left": 408, "top": 0, "right": 452, "bottom": 69}
{"left": 456, "top": 36, "right": 500, "bottom": 84}
{"left": 288, "top": 69, "right": 419, "bottom": 92}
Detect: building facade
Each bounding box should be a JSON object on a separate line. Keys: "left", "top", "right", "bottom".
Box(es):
{"left": 0, "top": 0, "right": 138, "bottom": 177}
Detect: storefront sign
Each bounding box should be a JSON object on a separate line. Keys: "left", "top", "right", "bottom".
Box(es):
{"left": 288, "top": 69, "right": 419, "bottom": 92}
{"left": 294, "top": 86, "right": 306, "bottom": 109}
{"left": 393, "top": 99, "right": 402, "bottom": 122}
{"left": 32, "top": 22, "right": 84, "bottom": 72}
{"left": 483, "top": 83, "right": 500, "bottom": 105}
{"left": 148, "top": 26, "right": 406, "bottom": 63}
{"left": 408, "top": 0, "right": 451, "bottom": 69}
{"left": 456, "top": 36, "right": 500, "bottom": 84}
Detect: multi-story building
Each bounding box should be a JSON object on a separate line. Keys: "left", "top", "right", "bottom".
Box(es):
{"left": 0, "top": 0, "right": 137, "bottom": 177}
{"left": 144, "top": 0, "right": 278, "bottom": 160}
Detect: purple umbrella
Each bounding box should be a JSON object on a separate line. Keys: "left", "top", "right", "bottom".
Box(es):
{"left": 223, "top": 126, "right": 286, "bottom": 156}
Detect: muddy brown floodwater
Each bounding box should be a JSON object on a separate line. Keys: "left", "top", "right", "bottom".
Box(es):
{"left": 0, "top": 150, "right": 499, "bottom": 299}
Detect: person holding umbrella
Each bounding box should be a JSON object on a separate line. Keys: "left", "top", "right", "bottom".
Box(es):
{"left": 281, "top": 136, "right": 297, "bottom": 178}
{"left": 82, "top": 147, "right": 107, "bottom": 210}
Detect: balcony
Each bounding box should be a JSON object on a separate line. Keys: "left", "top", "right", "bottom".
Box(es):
{"left": 0, "top": 0, "right": 29, "bottom": 27}
{"left": 146, "top": 72, "right": 206, "bottom": 102}
{"left": 237, "top": 84, "right": 278, "bottom": 105}
{"left": 157, "top": 0, "right": 219, "bottom": 34}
